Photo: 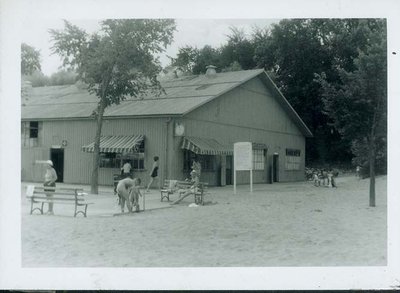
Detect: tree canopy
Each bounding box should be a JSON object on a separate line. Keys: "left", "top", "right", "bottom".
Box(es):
{"left": 317, "top": 19, "right": 387, "bottom": 206}
{"left": 21, "top": 43, "right": 41, "bottom": 75}
{"left": 169, "top": 19, "right": 387, "bottom": 176}
{"left": 50, "top": 19, "right": 176, "bottom": 193}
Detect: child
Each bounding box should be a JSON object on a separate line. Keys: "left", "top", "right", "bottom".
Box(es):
{"left": 313, "top": 171, "right": 320, "bottom": 187}
{"left": 129, "top": 178, "right": 143, "bottom": 212}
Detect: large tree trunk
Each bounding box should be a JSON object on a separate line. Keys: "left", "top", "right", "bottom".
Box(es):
{"left": 90, "top": 98, "right": 106, "bottom": 194}
{"left": 368, "top": 141, "right": 376, "bottom": 207}
{"left": 368, "top": 125, "right": 377, "bottom": 207}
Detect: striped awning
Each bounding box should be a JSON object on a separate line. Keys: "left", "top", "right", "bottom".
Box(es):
{"left": 82, "top": 135, "right": 144, "bottom": 153}
{"left": 181, "top": 136, "right": 233, "bottom": 155}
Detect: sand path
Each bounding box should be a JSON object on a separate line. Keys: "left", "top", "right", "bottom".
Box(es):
{"left": 21, "top": 175, "right": 386, "bottom": 267}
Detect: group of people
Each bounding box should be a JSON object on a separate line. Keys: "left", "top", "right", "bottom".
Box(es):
{"left": 116, "top": 156, "right": 160, "bottom": 213}
{"left": 41, "top": 155, "right": 202, "bottom": 214}
{"left": 120, "top": 156, "right": 160, "bottom": 192}
{"left": 312, "top": 168, "right": 337, "bottom": 188}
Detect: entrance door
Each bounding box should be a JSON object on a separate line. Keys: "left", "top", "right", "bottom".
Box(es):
{"left": 226, "top": 155, "right": 233, "bottom": 185}
{"left": 50, "top": 148, "right": 64, "bottom": 182}
{"left": 272, "top": 153, "right": 279, "bottom": 182}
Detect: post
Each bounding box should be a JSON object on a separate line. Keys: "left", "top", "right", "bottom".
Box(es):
{"left": 234, "top": 163, "right": 237, "bottom": 195}
{"left": 250, "top": 169, "right": 253, "bottom": 193}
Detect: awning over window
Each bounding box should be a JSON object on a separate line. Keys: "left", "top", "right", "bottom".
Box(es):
{"left": 82, "top": 135, "right": 144, "bottom": 153}
{"left": 181, "top": 136, "right": 233, "bottom": 155}
{"left": 252, "top": 142, "right": 268, "bottom": 150}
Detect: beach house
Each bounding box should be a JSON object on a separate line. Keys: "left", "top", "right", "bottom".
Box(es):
{"left": 21, "top": 67, "right": 312, "bottom": 186}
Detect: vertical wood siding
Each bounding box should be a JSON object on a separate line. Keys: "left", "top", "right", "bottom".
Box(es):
{"left": 21, "top": 118, "right": 169, "bottom": 186}
{"left": 184, "top": 76, "right": 306, "bottom": 184}
{"left": 21, "top": 75, "right": 308, "bottom": 186}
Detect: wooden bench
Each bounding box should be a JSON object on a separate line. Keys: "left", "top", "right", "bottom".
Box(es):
{"left": 26, "top": 185, "right": 93, "bottom": 217}
{"left": 162, "top": 180, "right": 208, "bottom": 205}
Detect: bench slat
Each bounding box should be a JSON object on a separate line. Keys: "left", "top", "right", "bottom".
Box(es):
{"left": 27, "top": 196, "right": 86, "bottom": 201}
{"left": 27, "top": 185, "right": 92, "bottom": 217}
{"left": 32, "top": 190, "right": 85, "bottom": 195}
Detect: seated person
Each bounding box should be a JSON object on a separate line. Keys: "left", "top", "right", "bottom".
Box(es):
{"left": 179, "top": 170, "right": 200, "bottom": 198}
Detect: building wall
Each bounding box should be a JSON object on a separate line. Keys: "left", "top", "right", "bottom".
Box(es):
{"left": 180, "top": 76, "right": 306, "bottom": 184}
{"left": 21, "top": 75, "right": 307, "bottom": 186}
{"left": 21, "top": 117, "right": 171, "bottom": 186}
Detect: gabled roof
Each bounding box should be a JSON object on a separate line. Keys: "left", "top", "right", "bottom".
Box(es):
{"left": 21, "top": 69, "right": 312, "bottom": 137}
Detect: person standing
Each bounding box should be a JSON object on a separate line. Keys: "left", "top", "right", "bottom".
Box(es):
{"left": 146, "top": 156, "right": 160, "bottom": 192}
{"left": 121, "top": 160, "right": 132, "bottom": 178}
{"left": 43, "top": 160, "right": 57, "bottom": 215}
{"left": 356, "top": 165, "right": 361, "bottom": 179}
{"left": 191, "top": 157, "right": 201, "bottom": 180}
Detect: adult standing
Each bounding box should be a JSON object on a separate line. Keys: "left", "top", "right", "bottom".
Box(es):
{"left": 146, "top": 156, "right": 160, "bottom": 192}
{"left": 43, "top": 160, "right": 57, "bottom": 215}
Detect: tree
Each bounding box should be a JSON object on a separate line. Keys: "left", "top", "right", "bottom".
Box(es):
{"left": 192, "top": 45, "right": 222, "bottom": 74}
{"left": 49, "top": 70, "right": 77, "bottom": 86}
{"left": 170, "top": 27, "right": 257, "bottom": 75}
{"left": 169, "top": 45, "right": 199, "bottom": 74}
{"left": 21, "top": 43, "right": 41, "bottom": 75}
{"left": 220, "top": 27, "right": 256, "bottom": 70}
{"left": 253, "top": 19, "right": 342, "bottom": 164}
{"left": 318, "top": 19, "right": 387, "bottom": 206}
{"left": 50, "top": 19, "right": 176, "bottom": 194}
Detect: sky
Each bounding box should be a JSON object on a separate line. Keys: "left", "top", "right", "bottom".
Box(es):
{"left": 21, "top": 18, "right": 278, "bottom": 76}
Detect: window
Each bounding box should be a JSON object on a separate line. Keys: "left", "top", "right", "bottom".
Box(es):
{"left": 200, "top": 155, "right": 214, "bottom": 171}
{"left": 99, "top": 152, "right": 121, "bottom": 168}
{"left": 253, "top": 149, "right": 265, "bottom": 170}
{"left": 22, "top": 121, "right": 40, "bottom": 147}
{"left": 183, "top": 150, "right": 215, "bottom": 172}
{"left": 285, "top": 148, "right": 301, "bottom": 170}
{"left": 29, "top": 121, "right": 39, "bottom": 138}
{"left": 99, "top": 140, "right": 145, "bottom": 170}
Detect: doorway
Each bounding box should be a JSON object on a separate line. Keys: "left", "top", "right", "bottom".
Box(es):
{"left": 50, "top": 148, "right": 64, "bottom": 182}
{"left": 272, "top": 153, "right": 279, "bottom": 183}
{"left": 226, "top": 155, "right": 233, "bottom": 185}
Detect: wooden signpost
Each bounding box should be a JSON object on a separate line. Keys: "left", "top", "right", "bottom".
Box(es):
{"left": 233, "top": 142, "right": 253, "bottom": 194}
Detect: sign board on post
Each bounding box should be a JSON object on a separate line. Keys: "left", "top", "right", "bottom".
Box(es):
{"left": 233, "top": 142, "right": 253, "bottom": 194}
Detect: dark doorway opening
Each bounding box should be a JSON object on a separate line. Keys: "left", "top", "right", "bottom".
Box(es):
{"left": 226, "top": 155, "right": 233, "bottom": 185}
{"left": 272, "top": 153, "right": 279, "bottom": 183}
{"left": 50, "top": 148, "right": 64, "bottom": 183}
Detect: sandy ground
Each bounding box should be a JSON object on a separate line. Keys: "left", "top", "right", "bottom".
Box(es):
{"left": 21, "top": 175, "right": 387, "bottom": 267}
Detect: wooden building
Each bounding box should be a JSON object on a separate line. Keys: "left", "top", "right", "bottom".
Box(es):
{"left": 21, "top": 68, "right": 312, "bottom": 187}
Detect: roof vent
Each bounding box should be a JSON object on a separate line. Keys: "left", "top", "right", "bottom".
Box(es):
{"left": 205, "top": 65, "right": 217, "bottom": 77}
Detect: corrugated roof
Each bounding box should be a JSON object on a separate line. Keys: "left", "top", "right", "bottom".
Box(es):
{"left": 22, "top": 69, "right": 264, "bottom": 119}
{"left": 21, "top": 68, "right": 313, "bottom": 137}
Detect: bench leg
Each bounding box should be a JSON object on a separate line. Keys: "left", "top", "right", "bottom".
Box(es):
{"left": 30, "top": 200, "right": 45, "bottom": 215}
{"left": 74, "top": 204, "right": 88, "bottom": 217}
